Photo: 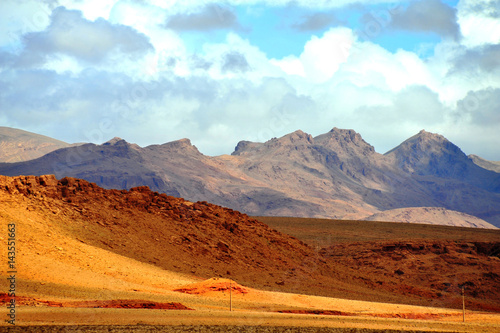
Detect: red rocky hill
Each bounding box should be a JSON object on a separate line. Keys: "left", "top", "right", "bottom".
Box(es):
{"left": 1, "top": 175, "right": 499, "bottom": 311}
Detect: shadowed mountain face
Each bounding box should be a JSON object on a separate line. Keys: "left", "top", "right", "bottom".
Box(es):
{"left": 385, "top": 130, "right": 500, "bottom": 224}
{"left": 385, "top": 130, "right": 499, "bottom": 190}
{"left": 1, "top": 127, "right": 500, "bottom": 227}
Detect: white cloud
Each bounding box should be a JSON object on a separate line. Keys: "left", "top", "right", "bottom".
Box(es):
{"left": 58, "top": 0, "right": 117, "bottom": 21}
{"left": 390, "top": 0, "right": 460, "bottom": 40}
{"left": 0, "top": 0, "right": 52, "bottom": 50}
{"left": 190, "top": 33, "right": 282, "bottom": 81}
{"left": 300, "top": 28, "right": 354, "bottom": 83}
{"left": 270, "top": 56, "right": 305, "bottom": 77}
{"left": 164, "top": 3, "right": 241, "bottom": 31}
{"left": 457, "top": 0, "right": 500, "bottom": 47}
{"left": 16, "top": 7, "right": 153, "bottom": 67}
{"left": 271, "top": 28, "right": 354, "bottom": 84}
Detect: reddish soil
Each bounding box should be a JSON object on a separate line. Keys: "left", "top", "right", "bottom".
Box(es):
{"left": 276, "top": 309, "right": 453, "bottom": 320}
{"left": 277, "top": 309, "right": 352, "bottom": 316}
{"left": 0, "top": 293, "right": 191, "bottom": 310}
{"left": 174, "top": 278, "right": 250, "bottom": 295}
{"left": 0, "top": 293, "right": 42, "bottom": 306}
{"left": 2, "top": 175, "right": 500, "bottom": 313}
{"left": 56, "top": 300, "right": 192, "bottom": 310}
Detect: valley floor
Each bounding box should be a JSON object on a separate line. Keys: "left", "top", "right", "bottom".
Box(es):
{"left": 2, "top": 277, "right": 500, "bottom": 332}
{"left": 5, "top": 306, "right": 500, "bottom": 332}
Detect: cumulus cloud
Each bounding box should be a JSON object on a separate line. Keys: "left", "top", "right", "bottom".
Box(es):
{"left": 458, "top": 0, "right": 500, "bottom": 47}
{"left": 291, "top": 12, "right": 342, "bottom": 31}
{"left": 0, "top": 0, "right": 52, "bottom": 50}
{"left": 390, "top": 0, "right": 461, "bottom": 40}
{"left": 452, "top": 44, "right": 500, "bottom": 73}
{"left": 272, "top": 27, "right": 354, "bottom": 83}
{"left": 221, "top": 52, "right": 251, "bottom": 73}
{"left": 355, "top": 85, "right": 446, "bottom": 129}
{"left": 164, "top": 4, "right": 241, "bottom": 31}
{"left": 465, "top": 0, "right": 500, "bottom": 18}
{"left": 456, "top": 88, "right": 500, "bottom": 126}
{"left": 0, "top": 64, "right": 314, "bottom": 154}
{"left": 447, "top": 87, "right": 500, "bottom": 159}
{"left": 16, "top": 6, "right": 152, "bottom": 66}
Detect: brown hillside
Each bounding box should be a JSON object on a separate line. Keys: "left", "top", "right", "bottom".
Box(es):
{"left": 0, "top": 175, "right": 391, "bottom": 303}
{"left": 258, "top": 216, "right": 500, "bottom": 312}
{"left": 321, "top": 241, "right": 500, "bottom": 312}
{"left": 1, "top": 175, "right": 499, "bottom": 313}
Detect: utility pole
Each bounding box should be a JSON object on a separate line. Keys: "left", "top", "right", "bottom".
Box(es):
{"left": 462, "top": 285, "right": 465, "bottom": 323}
{"left": 229, "top": 280, "right": 232, "bottom": 312}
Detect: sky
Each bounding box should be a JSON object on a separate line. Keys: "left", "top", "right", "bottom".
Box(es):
{"left": 0, "top": 0, "right": 499, "bottom": 160}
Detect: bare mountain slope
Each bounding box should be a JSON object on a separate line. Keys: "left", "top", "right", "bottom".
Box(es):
{"left": 1, "top": 127, "right": 499, "bottom": 227}
{"left": 230, "top": 128, "right": 434, "bottom": 218}
{"left": 0, "top": 138, "right": 169, "bottom": 193}
{"left": 385, "top": 130, "right": 500, "bottom": 225}
{"left": 364, "top": 207, "right": 497, "bottom": 229}
{"left": 385, "top": 130, "right": 500, "bottom": 191}
{"left": 469, "top": 154, "right": 500, "bottom": 173}
{"left": 0, "top": 126, "right": 73, "bottom": 162}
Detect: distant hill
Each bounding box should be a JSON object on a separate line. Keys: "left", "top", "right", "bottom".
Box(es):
{"left": 0, "top": 127, "right": 73, "bottom": 162}
{"left": 1, "top": 127, "right": 499, "bottom": 227}
{"left": 469, "top": 154, "right": 500, "bottom": 173}
{"left": 363, "top": 207, "right": 497, "bottom": 229}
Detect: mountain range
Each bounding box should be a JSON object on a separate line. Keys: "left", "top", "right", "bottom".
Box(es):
{"left": 1, "top": 126, "right": 499, "bottom": 227}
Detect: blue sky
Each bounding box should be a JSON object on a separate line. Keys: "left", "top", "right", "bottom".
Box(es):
{"left": 1, "top": 0, "right": 499, "bottom": 160}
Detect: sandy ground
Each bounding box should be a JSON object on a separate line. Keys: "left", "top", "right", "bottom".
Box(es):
{"left": 4, "top": 307, "right": 500, "bottom": 332}
{"left": 3, "top": 279, "right": 500, "bottom": 332}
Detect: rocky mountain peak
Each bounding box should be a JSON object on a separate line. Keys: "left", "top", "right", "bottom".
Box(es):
{"left": 103, "top": 137, "right": 126, "bottom": 146}
{"left": 155, "top": 138, "right": 201, "bottom": 155}
{"left": 278, "top": 130, "right": 314, "bottom": 144}
{"left": 232, "top": 140, "right": 261, "bottom": 156}
{"left": 232, "top": 130, "right": 313, "bottom": 156}
{"left": 100, "top": 137, "right": 142, "bottom": 154}
{"left": 259, "top": 130, "right": 315, "bottom": 154}
{"left": 414, "top": 129, "right": 448, "bottom": 145}
{"left": 314, "top": 127, "right": 375, "bottom": 157}
{"left": 385, "top": 130, "right": 471, "bottom": 177}
{"left": 2, "top": 126, "right": 500, "bottom": 227}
